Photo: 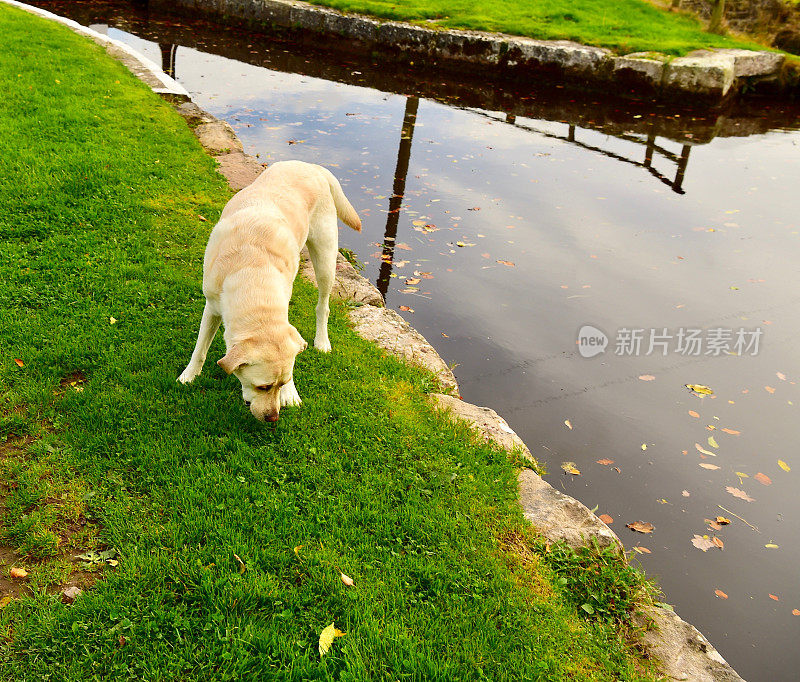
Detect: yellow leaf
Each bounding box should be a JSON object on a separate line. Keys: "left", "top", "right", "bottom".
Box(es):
{"left": 707, "top": 436, "right": 719, "bottom": 449}
{"left": 560, "top": 462, "right": 580, "bottom": 475}
{"left": 778, "top": 460, "right": 791, "bottom": 472}
{"left": 685, "top": 384, "right": 714, "bottom": 395}
{"left": 334, "top": 628, "right": 347, "bottom": 638}
{"left": 109, "top": 317, "right": 117, "bottom": 325}
{"left": 735, "top": 472, "right": 749, "bottom": 478}
{"left": 9, "top": 567, "right": 27, "bottom": 579}
{"left": 765, "top": 543, "right": 779, "bottom": 549}
{"left": 318, "top": 623, "right": 336, "bottom": 657}
{"left": 564, "top": 419, "right": 572, "bottom": 430}
{"left": 695, "top": 443, "right": 716, "bottom": 457}
{"left": 641, "top": 443, "right": 647, "bottom": 451}
{"left": 0, "top": 596, "right": 11, "bottom": 609}
{"left": 294, "top": 545, "right": 303, "bottom": 558}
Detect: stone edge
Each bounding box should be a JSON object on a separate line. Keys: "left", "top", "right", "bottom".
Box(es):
{"left": 7, "top": 2, "right": 745, "bottom": 678}
{"left": 154, "top": 0, "right": 786, "bottom": 104}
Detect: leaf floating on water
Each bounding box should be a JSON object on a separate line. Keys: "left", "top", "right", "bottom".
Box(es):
{"left": 404, "top": 278, "right": 421, "bottom": 285}
{"left": 754, "top": 472, "right": 772, "bottom": 486}
{"left": 712, "top": 537, "right": 724, "bottom": 549}
{"left": 769, "top": 594, "right": 780, "bottom": 601}
{"left": 778, "top": 460, "right": 791, "bottom": 472}
{"left": 691, "top": 535, "right": 716, "bottom": 552}
{"left": 626, "top": 521, "right": 655, "bottom": 534}
{"left": 682, "top": 490, "right": 691, "bottom": 497}
{"left": 688, "top": 410, "right": 700, "bottom": 418}
{"left": 721, "top": 428, "right": 740, "bottom": 435}
{"left": 318, "top": 623, "right": 336, "bottom": 657}
{"left": 715, "top": 589, "right": 728, "bottom": 599}
{"left": 598, "top": 514, "right": 613, "bottom": 524}
{"left": 561, "top": 462, "right": 580, "bottom": 475}
{"left": 707, "top": 436, "right": 719, "bottom": 449}
{"left": 641, "top": 443, "right": 647, "bottom": 451}
{"left": 765, "top": 386, "right": 776, "bottom": 394}
{"left": 776, "top": 372, "right": 787, "bottom": 381}
{"left": 596, "top": 458, "right": 614, "bottom": 466}
{"left": 685, "top": 384, "right": 714, "bottom": 396}
{"left": 726, "top": 486, "right": 755, "bottom": 502}
{"left": 564, "top": 419, "right": 573, "bottom": 430}
{"left": 632, "top": 546, "right": 651, "bottom": 554}
{"left": 639, "top": 375, "right": 655, "bottom": 381}
{"left": 695, "top": 443, "right": 716, "bottom": 457}
{"left": 793, "top": 609, "right": 800, "bottom": 616}
{"left": 765, "top": 543, "right": 779, "bottom": 549}
{"left": 496, "top": 260, "right": 516, "bottom": 267}
{"left": 715, "top": 516, "right": 731, "bottom": 525}
{"left": 398, "top": 305, "right": 414, "bottom": 313}
{"left": 699, "top": 463, "right": 720, "bottom": 470}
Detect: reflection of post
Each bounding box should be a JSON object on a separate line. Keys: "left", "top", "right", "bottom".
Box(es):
{"left": 644, "top": 132, "right": 656, "bottom": 168}
{"left": 159, "top": 43, "right": 177, "bottom": 79}
{"left": 506, "top": 113, "right": 516, "bottom": 125}
{"left": 672, "top": 144, "right": 691, "bottom": 192}
{"left": 567, "top": 124, "right": 575, "bottom": 142}
{"left": 377, "top": 96, "right": 419, "bottom": 300}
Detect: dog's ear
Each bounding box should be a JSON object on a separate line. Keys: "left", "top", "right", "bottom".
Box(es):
{"left": 289, "top": 325, "right": 308, "bottom": 354}
{"left": 217, "top": 343, "right": 249, "bottom": 375}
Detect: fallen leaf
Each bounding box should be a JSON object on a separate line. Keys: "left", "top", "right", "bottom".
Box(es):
{"left": 404, "top": 278, "right": 421, "bottom": 285}
{"left": 777, "top": 372, "right": 787, "bottom": 381}
{"left": 233, "top": 553, "right": 246, "bottom": 574}
{"left": 726, "top": 486, "right": 755, "bottom": 502}
{"left": 792, "top": 609, "right": 800, "bottom": 616}
{"left": 765, "top": 543, "right": 779, "bottom": 549}
{"left": 318, "top": 623, "right": 336, "bottom": 657}
{"left": 9, "top": 567, "right": 27, "bottom": 579}
{"left": 715, "top": 516, "right": 731, "bottom": 525}
{"left": 765, "top": 386, "right": 775, "bottom": 394}
{"left": 564, "top": 419, "right": 573, "bottom": 430}
{"left": 561, "top": 462, "right": 580, "bottom": 475}
{"left": 596, "top": 458, "right": 614, "bottom": 466}
{"left": 714, "top": 589, "right": 728, "bottom": 599}
{"left": 198, "top": 215, "right": 207, "bottom": 222}
{"left": 712, "top": 537, "right": 724, "bottom": 549}
{"left": 707, "top": 436, "right": 719, "bottom": 449}
{"left": 695, "top": 443, "right": 716, "bottom": 457}
{"left": 735, "top": 472, "right": 749, "bottom": 479}
{"left": 706, "top": 519, "right": 722, "bottom": 531}
{"left": 340, "top": 573, "right": 354, "bottom": 587}
{"left": 0, "top": 596, "right": 11, "bottom": 608}
{"left": 598, "top": 514, "right": 613, "bottom": 524}
{"left": 699, "top": 463, "right": 720, "bottom": 470}
{"left": 14, "top": 358, "right": 24, "bottom": 367}
{"left": 691, "top": 535, "right": 716, "bottom": 551}
{"left": 639, "top": 375, "right": 655, "bottom": 381}
{"left": 721, "top": 428, "right": 740, "bottom": 435}
{"left": 626, "top": 521, "right": 655, "bottom": 534}
{"left": 754, "top": 472, "right": 772, "bottom": 486}
{"left": 769, "top": 594, "right": 779, "bottom": 601}
{"left": 334, "top": 628, "right": 346, "bottom": 638}
{"left": 293, "top": 545, "right": 303, "bottom": 558}
{"left": 641, "top": 443, "right": 647, "bottom": 451}
{"left": 496, "top": 260, "right": 516, "bottom": 267}
{"left": 778, "top": 460, "right": 791, "bottom": 472}
{"left": 632, "top": 546, "right": 651, "bottom": 554}
{"left": 398, "top": 306, "right": 414, "bottom": 313}
{"left": 688, "top": 410, "right": 700, "bottom": 418}
{"left": 685, "top": 384, "right": 714, "bottom": 396}
{"left": 682, "top": 490, "right": 691, "bottom": 497}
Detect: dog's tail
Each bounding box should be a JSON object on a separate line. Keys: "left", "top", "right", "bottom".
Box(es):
{"left": 321, "top": 166, "right": 362, "bottom": 232}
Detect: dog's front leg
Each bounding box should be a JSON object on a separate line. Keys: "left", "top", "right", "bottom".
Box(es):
{"left": 178, "top": 302, "right": 221, "bottom": 384}
{"left": 280, "top": 378, "right": 302, "bottom": 407}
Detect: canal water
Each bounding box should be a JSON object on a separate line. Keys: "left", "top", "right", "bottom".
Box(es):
{"left": 28, "top": 2, "right": 800, "bottom": 679}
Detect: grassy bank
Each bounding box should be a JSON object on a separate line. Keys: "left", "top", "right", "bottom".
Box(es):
{"left": 0, "top": 5, "right": 657, "bottom": 679}
{"left": 307, "top": 0, "right": 769, "bottom": 55}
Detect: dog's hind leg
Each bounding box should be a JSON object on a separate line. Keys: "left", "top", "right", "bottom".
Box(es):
{"left": 178, "top": 302, "right": 221, "bottom": 383}
{"left": 306, "top": 221, "right": 337, "bottom": 353}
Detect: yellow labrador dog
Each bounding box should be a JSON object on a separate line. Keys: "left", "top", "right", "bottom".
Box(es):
{"left": 178, "top": 160, "right": 361, "bottom": 421}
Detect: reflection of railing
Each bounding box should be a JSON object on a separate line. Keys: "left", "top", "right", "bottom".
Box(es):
{"left": 159, "top": 42, "right": 177, "bottom": 79}
{"left": 474, "top": 110, "right": 693, "bottom": 195}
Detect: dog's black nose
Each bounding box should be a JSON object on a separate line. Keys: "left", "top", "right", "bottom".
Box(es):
{"left": 264, "top": 413, "right": 279, "bottom": 423}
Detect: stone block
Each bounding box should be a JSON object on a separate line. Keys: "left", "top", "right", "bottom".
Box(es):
{"left": 299, "top": 251, "right": 384, "bottom": 307}
{"left": 663, "top": 55, "right": 735, "bottom": 98}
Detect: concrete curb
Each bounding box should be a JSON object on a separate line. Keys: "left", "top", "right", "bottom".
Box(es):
{"left": 8, "top": 2, "right": 745, "bottom": 678}
{"left": 152, "top": 0, "right": 786, "bottom": 104}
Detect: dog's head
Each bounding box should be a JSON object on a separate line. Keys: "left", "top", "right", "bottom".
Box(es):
{"left": 217, "top": 324, "right": 307, "bottom": 422}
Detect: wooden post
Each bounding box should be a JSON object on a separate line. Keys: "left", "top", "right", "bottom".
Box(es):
{"left": 708, "top": 0, "right": 726, "bottom": 34}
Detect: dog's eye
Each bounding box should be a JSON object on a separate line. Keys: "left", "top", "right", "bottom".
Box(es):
{"left": 255, "top": 384, "right": 274, "bottom": 391}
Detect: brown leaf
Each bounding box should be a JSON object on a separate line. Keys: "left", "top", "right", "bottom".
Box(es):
{"left": 691, "top": 535, "right": 716, "bottom": 552}
{"left": 769, "top": 593, "right": 779, "bottom": 601}
{"left": 688, "top": 410, "right": 700, "bottom": 418}
{"left": 714, "top": 589, "right": 728, "bottom": 599}
{"left": 14, "top": 358, "right": 24, "bottom": 367}
{"left": 404, "top": 278, "right": 421, "bottom": 285}
{"left": 754, "top": 472, "right": 772, "bottom": 486}
{"left": 715, "top": 516, "right": 731, "bottom": 525}
{"left": 626, "top": 521, "right": 654, "bottom": 534}
{"left": 596, "top": 458, "right": 614, "bottom": 466}
{"left": 792, "top": 609, "right": 800, "bottom": 616}
{"left": 496, "top": 260, "right": 515, "bottom": 267}
{"left": 706, "top": 519, "right": 722, "bottom": 531}
{"left": 632, "top": 546, "right": 651, "bottom": 554}
{"left": 726, "top": 486, "right": 755, "bottom": 502}
{"left": 712, "top": 536, "right": 724, "bottom": 549}
{"left": 398, "top": 306, "right": 414, "bottom": 313}
{"left": 721, "top": 428, "right": 740, "bottom": 435}
{"left": 598, "top": 514, "right": 614, "bottom": 524}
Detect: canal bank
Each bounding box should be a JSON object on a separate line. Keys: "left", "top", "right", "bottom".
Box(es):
{"left": 148, "top": 0, "right": 796, "bottom": 104}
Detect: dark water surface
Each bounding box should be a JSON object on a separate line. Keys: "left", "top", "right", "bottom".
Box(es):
{"left": 28, "top": 2, "right": 800, "bottom": 679}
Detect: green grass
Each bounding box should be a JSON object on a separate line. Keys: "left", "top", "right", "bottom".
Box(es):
{"left": 307, "top": 0, "right": 770, "bottom": 55}
{"left": 0, "top": 5, "right": 658, "bottom": 680}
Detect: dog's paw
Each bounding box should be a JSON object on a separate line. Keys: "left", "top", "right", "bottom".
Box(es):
{"left": 177, "top": 368, "right": 198, "bottom": 384}
{"left": 280, "top": 381, "right": 302, "bottom": 407}
{"left": 314, "top": 338, "right": 332, "bottom": 353}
